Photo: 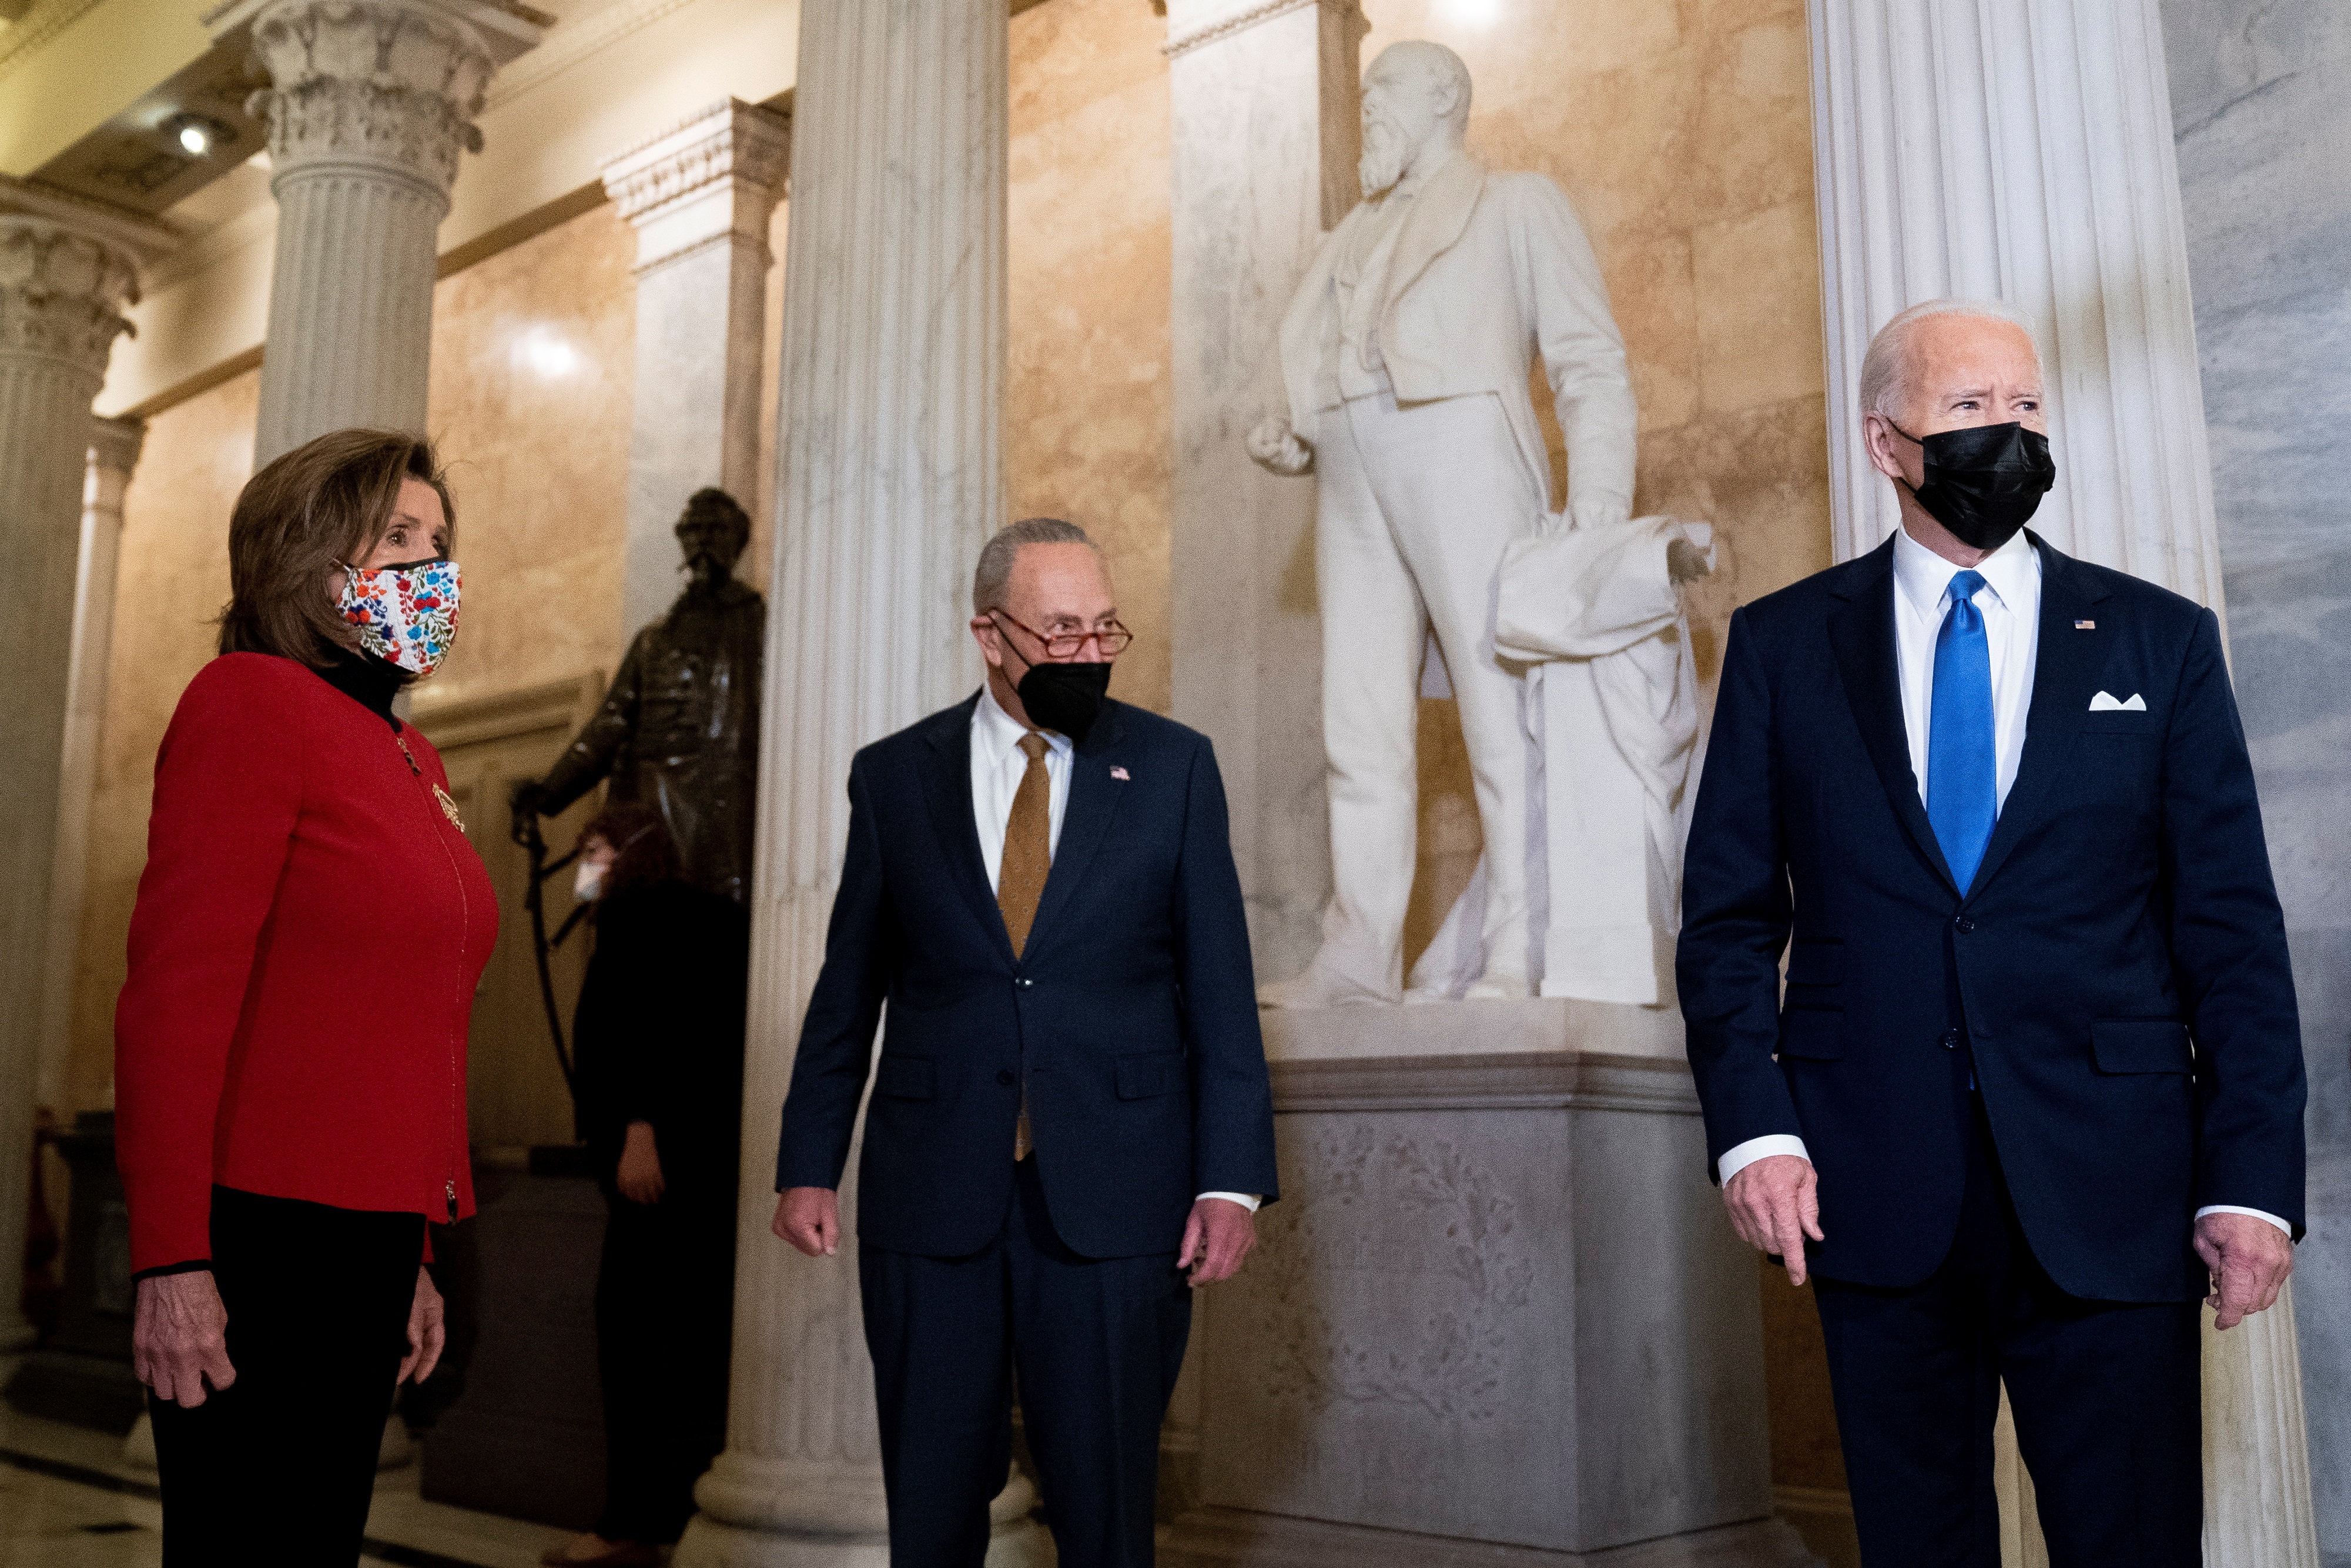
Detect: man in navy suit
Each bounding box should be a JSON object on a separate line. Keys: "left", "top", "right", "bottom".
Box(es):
{"left": 1678, "top": 300, "right": 2303, "bottom": 1566}
{"left": 771, "top": 517, "right": 1279, "bottom": 1567}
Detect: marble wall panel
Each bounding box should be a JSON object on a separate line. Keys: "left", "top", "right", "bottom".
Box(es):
{"left": 423, "top": 202, "right": 637, "bottom": 708}
{"left": 2159, "top": 1, "right": 2351, "bottom": 1556}
{"left": 1009, "top": 0, "right": 1177, "bottom": 716}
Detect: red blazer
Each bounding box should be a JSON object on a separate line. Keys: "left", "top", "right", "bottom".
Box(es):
{"left": 115, "top": 654, "right": 498, "bottom": 1274}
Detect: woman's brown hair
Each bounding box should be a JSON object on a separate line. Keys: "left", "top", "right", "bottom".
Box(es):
{"left": 579, "top": 802, "right": 683, "bottom": 906}
{"left": 217, "top": 430, "right": 457, "bottom": 668}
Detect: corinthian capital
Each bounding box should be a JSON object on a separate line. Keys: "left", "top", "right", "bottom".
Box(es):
{"left": 210, "top": 0, "right": 549, "bottom": 198}
{"left": 0, "top": 221, "right": 140, "bottom": 379}
{"left": 602, "top": 99, "right": 793, "bottom": 274}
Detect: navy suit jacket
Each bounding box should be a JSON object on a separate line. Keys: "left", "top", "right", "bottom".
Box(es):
{"left": 1677, "top": 534, "right": 2305, "bottom": 1302}
{"left": 774, "top": 693, "right": 1280, "bottom": 1259}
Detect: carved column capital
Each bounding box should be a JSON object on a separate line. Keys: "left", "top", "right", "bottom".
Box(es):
{"left": 601, "top": 98, "right": 792, "bottom": 275}
{"left": 214, "top": 0, "right": 549, "bottom": 200}
{"left": 89, "top": 413, "right": 148, "bottom": 477}
{"left": 0, "top": 219, "right": 142, "bottom": 382}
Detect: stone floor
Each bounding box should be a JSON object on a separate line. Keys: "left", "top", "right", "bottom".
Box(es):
{"left": 0, "top": 1363, "right": 571, "bottom": 1568}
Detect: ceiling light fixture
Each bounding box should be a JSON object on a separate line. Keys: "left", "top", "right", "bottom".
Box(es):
{"left": 162, "top": 113, "right": 229, "bottom": 159}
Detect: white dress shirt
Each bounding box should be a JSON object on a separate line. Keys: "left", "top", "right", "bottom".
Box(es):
{"left": 1715, "top": 531, "right": 2288, "bottom": 1237}
{"left": 971, "top": 685, "right": 1258, "bottom": 1215}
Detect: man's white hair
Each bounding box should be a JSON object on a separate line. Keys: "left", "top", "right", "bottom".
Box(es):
{"left": 1858, "top": 298, "right": 2043, "bottom": 421}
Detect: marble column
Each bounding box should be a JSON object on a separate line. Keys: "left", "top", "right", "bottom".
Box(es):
{"left": 34, "top": 416, "right": 146, "bottom": 1121}
{"left": 1164, "top": 0, "right": 1366, "bottom": 988}
{"left": 209, "top": 0, "right": 547, "bottom": 466}
{"left": 0, "top": 203, "right": 146, "bottom": 1349}
{"left": 602, "top": 99, "right": 791, "bottom": 638}
{"left": 1806, "top": 3, "right": 2319, "bottom": 1564}
{"left": 675, "top": 6, "right": 1043, "bottom": 1565}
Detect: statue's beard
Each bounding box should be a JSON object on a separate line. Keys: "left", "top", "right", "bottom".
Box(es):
{"left": 1359, "top": 118, "right": 1410, "bottom": 197}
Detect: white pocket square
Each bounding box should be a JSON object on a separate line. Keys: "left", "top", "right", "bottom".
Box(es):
{"left": 2088, "top": 691, "right": 2146, "bottom": 712}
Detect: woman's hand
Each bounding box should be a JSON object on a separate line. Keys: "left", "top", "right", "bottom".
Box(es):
{"left": 399, "top": 1266, "right": 446, "bottom": 1386}
{"left": 617, "top": 1120, "right": 665, "bottom": 1205}
{"left": 133, "top": 1271, "right": 236, "bottom": 1406}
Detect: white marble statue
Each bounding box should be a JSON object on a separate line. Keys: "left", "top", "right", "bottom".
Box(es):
{"left": 1247, "top": 38, "right": 1680, "bottom": 1005}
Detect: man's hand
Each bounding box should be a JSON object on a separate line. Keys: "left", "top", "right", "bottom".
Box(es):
{"left": 774, "top": 1187, "right": 841, "bottom": 1258}
{"left": 133, "top": 1271, "right": 235, "bottom": 1407}
{"left": 1245, "top": 415, "right": 1314, "bottom": 477}
{"left": 1177, "top": 1197, "right": 1258, "bottom": 1287}
{"left": 617, "top": 1120, "right": 665, "bottom": 1205}
{"left": 1724, "top": 1154, "right": 1824, "bottom": 1286}
{"left": 2196, "top": 1211, "right": 2294, "bottom": 1330}
{"left": 398, "top": 1267, "right": 446, "bottom": 1385}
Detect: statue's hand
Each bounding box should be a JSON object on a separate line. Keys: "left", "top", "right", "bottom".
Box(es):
{"left": 508, "top": 779, "right": 550, "bottom": 846}
{"left": 1245, "top": 414, "right": 1314, "bottom": 477}
{"left": 1667, "top": 536, "right": 1713, "bottom": 584}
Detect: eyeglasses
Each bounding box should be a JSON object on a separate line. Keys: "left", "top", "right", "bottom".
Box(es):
{"left": 989, "top": 610, "right": 1134, "bottom": 660}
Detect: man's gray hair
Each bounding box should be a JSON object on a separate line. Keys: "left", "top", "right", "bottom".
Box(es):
{"left": 972, "top": 517, "right": 1099, "bottom": 614}
{"left": 1858, "top": 298, "right": 2043, "bottom": 420}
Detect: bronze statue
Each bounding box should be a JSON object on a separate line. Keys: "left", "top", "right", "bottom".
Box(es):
{"left": 517, "top": 489, "right": 765, "bottom": 905}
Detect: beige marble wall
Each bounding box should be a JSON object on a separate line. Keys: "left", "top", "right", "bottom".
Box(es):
{"left": 1008, "top": 0, "right": 1177, "bottom": 716}
{"left": 423, "top": 203, "right": 638, "bottom": 707}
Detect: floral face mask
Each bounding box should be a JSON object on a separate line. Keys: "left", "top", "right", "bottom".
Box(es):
{"left": 339, "top": 557, "right": 460, "bottom": 677}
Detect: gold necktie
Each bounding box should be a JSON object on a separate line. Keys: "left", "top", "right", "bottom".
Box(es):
{"left": 1000, "top": 732, "right": 1051, "bottom": 1160}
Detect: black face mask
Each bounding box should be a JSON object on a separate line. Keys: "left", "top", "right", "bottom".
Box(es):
{"left": 1888, "top": 419, "right": 2056, "bottom": 552}
{"left": 1016, "top": 661, "right": 1113, "bottom": 745}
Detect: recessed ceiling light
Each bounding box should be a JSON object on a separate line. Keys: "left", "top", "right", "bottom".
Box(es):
{"left": 162, "top": 114, "right": 227, "bottom": 159}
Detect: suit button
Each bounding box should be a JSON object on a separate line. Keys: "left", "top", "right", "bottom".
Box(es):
{"left": 997, "top": 1070, "right": 1016, "bottom": 1087}
{"left": 1019, "top": 977, "right": 1034, "bottom": 988}
{"left": 1955, "top": 917, "right": 1977, "bottom": 934}
{"left": 1941, "top": 1028, "right": 1962, "bottom": 1050}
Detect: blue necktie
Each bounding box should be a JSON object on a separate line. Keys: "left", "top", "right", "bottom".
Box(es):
{"left": 1928, "top": 569, "right": 1997, "bottom": 893}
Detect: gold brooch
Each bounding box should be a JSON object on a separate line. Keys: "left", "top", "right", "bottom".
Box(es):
{"left": 433, "top": 783, "right": 465, "bottom": 832}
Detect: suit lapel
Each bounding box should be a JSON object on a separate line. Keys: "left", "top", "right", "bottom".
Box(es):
{"left": 1964, "top": 535, "right": 2114, "bottom": 898}
{"left": 1379, "top": 150, "right": 1485, "bottom": 323}
{"left": 1827, "top": 537, "right": 1960, "bottom": 895}
{"left": 920, "top": 694, "right": 1016, "bottom": 964}
{"left": 1022, "top": 703, "right": 1131, "bottom": 963}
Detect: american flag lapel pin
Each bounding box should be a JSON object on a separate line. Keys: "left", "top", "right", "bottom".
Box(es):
{"left": 2075, "top": 620, "right": 2096, "bottom": 629}
{"left": 1110, "top": 766, "right": 1130, "bottom": 781}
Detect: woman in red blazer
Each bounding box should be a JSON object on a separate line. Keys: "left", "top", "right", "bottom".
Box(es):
{"left": 115, "top": 428, "right": 497, "bottom": 1564}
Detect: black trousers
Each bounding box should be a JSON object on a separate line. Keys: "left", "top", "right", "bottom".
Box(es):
{"left": 1812, "top": 1097, "right": 2203, "bottom": 1567}
{"left": 594, "top": 1181, "right": 737, "bottom": 1543}
{"left": 859, "top": 1155, "right": 1192, "bottom": 1568}
{"left": 151, "top": 1186, "right": 424, "bottom": 1567}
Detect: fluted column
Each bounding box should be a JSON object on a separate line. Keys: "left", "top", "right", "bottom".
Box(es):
{"left": 35, "top": 416, "right": 146, "bottom": 1121}
{"left": 602, "top": 99, "right": 791, "bottom": 638}
{"left": 677, "top": 7, "right": 1043, "bottom": 1565}
{"left": 1807, "top": 4, "right": 2319, "bottom": 1564}
{"left": 209, "top": 0, "right": 547, "bottom": 465}
{"left": 0, "top": 204, "right": 145, "bottom": 1349}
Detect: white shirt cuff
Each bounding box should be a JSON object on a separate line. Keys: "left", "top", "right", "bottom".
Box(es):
{"left": 2196, "top": 1204, "right": 2293, "bottom": 1238}
{"left": 1719, "top": 1135, "right": 1810, "bottom": 1186}
{"left": 1197, "top": 1191, "right": 1261, "bottom": 1212}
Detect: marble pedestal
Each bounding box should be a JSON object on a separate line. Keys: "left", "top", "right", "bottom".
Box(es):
{"left": 1165, "top": 1011, "right": 1815, "bottom": 1568}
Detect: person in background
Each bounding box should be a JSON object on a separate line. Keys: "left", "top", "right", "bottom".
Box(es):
{"left": 544, "top": 802, "right": 749, "bottom": 1568}
{"left": 116, "top": 429, "right": 494, "bottom": 1564}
